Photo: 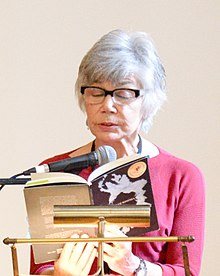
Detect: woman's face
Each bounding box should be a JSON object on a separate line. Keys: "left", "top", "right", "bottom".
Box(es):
{"left": 84, "top": 79, "right": 144, "bottom": 146}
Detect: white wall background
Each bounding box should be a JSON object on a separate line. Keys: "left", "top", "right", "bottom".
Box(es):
{"left": 0, "top": 1, "right": 219, "bottom": 275}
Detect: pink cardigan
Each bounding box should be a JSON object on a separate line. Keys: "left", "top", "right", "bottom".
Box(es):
{"left": 30, "top": 147, "right": 205, "bottom": 276}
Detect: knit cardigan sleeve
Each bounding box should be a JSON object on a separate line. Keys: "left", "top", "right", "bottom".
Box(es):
{"left": 161, "top": 161, "right": 205, "bottom": 275}
{"left": 132, "top": 150, "right": 205, "bottom": 276}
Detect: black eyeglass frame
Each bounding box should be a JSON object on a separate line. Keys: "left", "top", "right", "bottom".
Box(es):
{"left": 80, "top": 86, "right": 141, "bottom": 98}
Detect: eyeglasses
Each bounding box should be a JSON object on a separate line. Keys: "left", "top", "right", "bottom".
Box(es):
{"left": 80, "top": 86, "right": 141, "bottom": 105}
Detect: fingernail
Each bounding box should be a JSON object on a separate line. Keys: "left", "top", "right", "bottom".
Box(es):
{"left": 81, "top": 233, "right": 89, "bottom": 238}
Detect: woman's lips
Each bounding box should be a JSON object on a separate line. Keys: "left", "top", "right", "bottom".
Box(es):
{"left": 98, "top": 122, "right": 118, "bottom": 130}
{"left": 101, "top": 122, "right": 116, "bottom": 126}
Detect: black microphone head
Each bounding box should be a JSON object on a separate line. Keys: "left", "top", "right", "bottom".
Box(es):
{"left": 95, "top": 145, "right": 117, "bottom": 165}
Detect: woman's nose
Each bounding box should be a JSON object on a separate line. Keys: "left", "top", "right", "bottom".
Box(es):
{"left": 101, "top": 95, "right": 117, "bottom": 112}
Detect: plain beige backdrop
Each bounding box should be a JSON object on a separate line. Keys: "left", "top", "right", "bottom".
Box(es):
{"left": 0, "top": 1, "right": 219, "bottom": 275}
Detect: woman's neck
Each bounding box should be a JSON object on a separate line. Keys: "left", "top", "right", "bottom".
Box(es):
{"left": 93, "top": 136, "right": 141, "bottom": 158}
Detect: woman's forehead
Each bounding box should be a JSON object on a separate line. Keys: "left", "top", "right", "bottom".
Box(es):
{"left": 92, "top": 76, "right": 140, "bottom": 87}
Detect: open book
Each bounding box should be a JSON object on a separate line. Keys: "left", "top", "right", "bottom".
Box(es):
{"left": 24, "top": 154, "right": 158, "bottom": 264}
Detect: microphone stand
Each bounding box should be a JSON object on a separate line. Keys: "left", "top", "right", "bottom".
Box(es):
{"left": 0, "top": 177, "right": 31, "bottom": 191}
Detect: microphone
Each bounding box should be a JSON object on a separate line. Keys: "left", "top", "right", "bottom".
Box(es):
{"left": 22, "top": 145, "right": 117, "bottom": 175}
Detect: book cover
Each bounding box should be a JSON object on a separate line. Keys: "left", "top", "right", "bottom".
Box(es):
{"left": 90, "top": 155, "right": 158, "bottom": 235}
{"left": 24, "top": 178, "right": 94, "bottom": 263}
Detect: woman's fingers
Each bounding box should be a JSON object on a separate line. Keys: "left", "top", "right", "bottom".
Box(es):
{"left": 54, "top": 233, "right": 97, "bottom": 276}
{"left": 104, "top": 225, "right": 127, "bottom": 237}
{"left": 78, "top": 243, "right": 97, "bottom": 275}
{"left": 69, "top": 234, "right": 88, "bottom": 264}
{"left": 58, "top": 233, "right": 79, "bottom": 262}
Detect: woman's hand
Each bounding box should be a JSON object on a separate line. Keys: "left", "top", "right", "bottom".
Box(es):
{"left": 102, "top": 226, "right": 162, "bottom": 276}
{"left": 102, "top": 226, "right": 140, "bottom": 276}
{"left": 53, "top": 234, "right": 97, "bottom": 276}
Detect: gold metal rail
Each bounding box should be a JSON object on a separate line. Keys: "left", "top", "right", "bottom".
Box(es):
{"left": 3, "top": 235, "right": 194, "bottom": 276}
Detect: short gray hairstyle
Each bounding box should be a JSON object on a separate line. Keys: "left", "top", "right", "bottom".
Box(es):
{"left": 75, "top": 29, "right": 167, "bottom": 132}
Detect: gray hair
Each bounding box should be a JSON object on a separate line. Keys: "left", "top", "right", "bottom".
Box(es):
{"left": 75, "top": 29, "right": 167, "bottom": 133}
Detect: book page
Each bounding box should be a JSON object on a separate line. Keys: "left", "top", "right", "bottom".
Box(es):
{"left": 25, "top": 172, "right": 87, "bottom": 187}
{"left": 24, "top": 184, "right": 94, "bottom": 263}
{"left": 88, "top": 154, "right": 145, "bottom": 183}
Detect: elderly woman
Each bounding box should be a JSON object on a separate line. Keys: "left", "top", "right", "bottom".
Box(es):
{"left": 30, "top": 30, "right": 205, "bottom": 276}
